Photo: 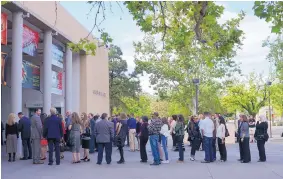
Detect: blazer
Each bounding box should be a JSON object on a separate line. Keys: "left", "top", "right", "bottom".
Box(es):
{"left": 31, "top": 114, "right": 43, "bottom": 139}
{"left": 43, "top": 115, "right": 63, "bottom": 139}
{"left": 94, "top": 119, "right": 114, "bottom": 143}
{"left": 18, "top": 116, "right": 31, "bottom": 139}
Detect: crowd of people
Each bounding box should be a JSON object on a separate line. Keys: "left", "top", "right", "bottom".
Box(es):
{"left": 3, "top": 109, "right": 269, "bottom": 166}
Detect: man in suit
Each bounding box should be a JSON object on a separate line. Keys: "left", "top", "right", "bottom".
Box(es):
{"left": 18, "top": 112, "right": 32, "bottom": 160}
{"left": 43, "top": 107, "right": 63, "bottom": 165}
{"left": 94, "top": 113, "right": 114, "bottom": 165}
{"left": 31, "top": 109, "right": 44, "bottom": 164}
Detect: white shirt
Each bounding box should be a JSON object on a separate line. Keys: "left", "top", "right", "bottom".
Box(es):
{"left": 216, "top": 124, "right": 225, "bottom": 138}
{"left": 160, "top": 124, "right": 170, "bottom": 137}
{"left": 200, "top": 117, "right": 214, "bottom": 137}
{"left": 96, "top": 118, "right": 102, "bottom": 123}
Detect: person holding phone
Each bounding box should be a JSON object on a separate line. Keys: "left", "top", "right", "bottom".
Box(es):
{"left": 217, "top": 117, "right": 227, "bottom": 162}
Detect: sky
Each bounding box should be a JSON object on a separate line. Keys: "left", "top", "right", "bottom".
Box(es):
{"left": 60, "top": 1, "right": 274, "bottom": 95}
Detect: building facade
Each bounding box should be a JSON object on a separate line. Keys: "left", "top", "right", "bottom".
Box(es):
{"left": 1, "top": 2, "right": 109, "bottom": 124}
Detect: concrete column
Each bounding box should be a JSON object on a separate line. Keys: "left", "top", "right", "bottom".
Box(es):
{"left": 11, "top": 12, "right": 23, "bottom": 157}
{"left": 72, "top": 54, "right": 80, "bottom": 112}
{"left": 65, "top": 47, "right": 72, "bottom": 112}
{"left": 43, "top": 31, "right": 52, "bottom": 113}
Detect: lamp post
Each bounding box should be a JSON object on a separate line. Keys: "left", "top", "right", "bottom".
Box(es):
{"left": 192, "top": 78, "right": 200, "bottom": 115}
{"left": 266, "top": 81, "right": 272, "bottom": 138}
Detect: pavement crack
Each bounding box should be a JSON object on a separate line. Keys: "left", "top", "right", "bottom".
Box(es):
{"left": 205, "top": 164, "right": 215, "bottom": 179}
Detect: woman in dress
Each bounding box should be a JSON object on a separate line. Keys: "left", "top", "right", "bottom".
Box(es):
{"left": 238, "top": 115, "right": 251, "bottom": 163}
{"left": 254, "top": 115, "right": 268, "bottom": 162}
{"left": 40, "top": 113, "right": 48, "bottom": 160}
{"left": 160, "top": 117, "right": 170, "bottom": 163}
{"left": 81, "top": 112, "right": 91, "bottom": 162}
{"left": 139, "top": 116, "right": 149, "bottom": 163}
{"left": 69, "top": 112, "right": 82, "bottom": 163}
{"left": 175, "top": 114, "right": 185, "bottom": 163}
{"left": 115, "top": 113, "right": 128, "bottom": 164}
{"left": 6, "top": 113, "right": 18, "bottom": 162}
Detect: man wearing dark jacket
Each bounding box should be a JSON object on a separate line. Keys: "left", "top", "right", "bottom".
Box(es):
{"left": 18, "top": 112, "right": 32, "bottom": 160}
{"left": 43, "top": 108, "right": 63, "bottom": 165}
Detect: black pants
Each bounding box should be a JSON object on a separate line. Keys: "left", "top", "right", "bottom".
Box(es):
{"left": 140, "top": 136, "right": 148, "bottom": 161}
{"left": 126, "top": 131, "right": 129, "bottom": 146}
{"left": 118, "top": 146, "right": 124, "bottom": 161}
{"left": 22, "top": 138, "right": 32, "bottom": 159}
{"left": 212, "top": 138, "right": 216, "bottom": 160}
{"left": 217, "top": 138, "right": 227, "bottom": 161}
{"left": 257, "top": 139, "right": 266, "bottom": 161}
{"left": 190, "top": 138, "right": 200, "bottom": 156}
{"left": 172, "top": 133, "right": 176, "bottom": 147}
{"left": 47, "top": 138, "right": 60, "bottom": 164}
{"left": 97, "top": 142, "right": 112, "bottom": 164}
{"left": 239, "top": 137, "right": 251, "bottom": 162}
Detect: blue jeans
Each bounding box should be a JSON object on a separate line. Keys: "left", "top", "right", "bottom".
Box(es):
{"left": 149, "top": 135, "right": 160, "bottom": 163}
{"left": 89, "top": 135, "right": 95, "bottom": 153}
{"left": 161, "top": 135, "right": 168, "bottom": 160}
{"left": 204, "top": 136, "right": 213, "bottom": 162}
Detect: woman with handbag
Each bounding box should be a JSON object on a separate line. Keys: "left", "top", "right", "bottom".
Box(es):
{"left": 255, "top": 115, "right": 268, "bottom": 162}
{"left": 115, "top": 113, "right": 128, "bottom": 164}
{"left": 175, "top": 114, "right": 185, "bottom": 163}
{"left": 69, "top": 112, "right": 82, "bottom": 164}
{"left": 81, "top": 112, "right": 91, "bottom": 162}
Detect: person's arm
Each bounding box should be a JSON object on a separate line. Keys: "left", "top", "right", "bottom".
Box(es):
{"left": 36, "top": 117, "right": 43, "bottom": 137}
{"left": 16, "top": 123, "right": 19, "bottom": 138}
{"left": 59, "top": 120, "right": 63, "bottom": 138}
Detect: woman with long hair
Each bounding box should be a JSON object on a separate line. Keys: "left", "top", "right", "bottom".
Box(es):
{"left": 238, "top": 115, "right": 251, "bottom": 163}
{"left": 5, "top": 113, "right": 18, "bottom": 162}
{"left": 40, "top": 113, "right": 48, "bottom": 160}
{"left": 115, "top": 113, "right": 128, "bottom": 164}
{"left": 189, "top": 115, "right": 201, "bottom": 161}
{"left": 139, "top": 116, "right": 149, "bottom": 163}
{"left": 175, "top": 114, "right": 185, "bottom": 163}
{"left": 160, "top": 117, "right": 170, "bottom": 163}
{"left": 255, "top": 115, "right": 268, "bottom": 162}
{"left": 217, "top": 117, "right": 227, "bottom": 162}
{"left": 81, "top": 112, "right": 90, "bottom": 162}
{"left": 69, "top": 112, "right": 82, "bottom": 163}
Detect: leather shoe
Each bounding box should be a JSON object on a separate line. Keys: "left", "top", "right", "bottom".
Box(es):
{"left": 20, "top": 157, "right": 28, "bottom": 160}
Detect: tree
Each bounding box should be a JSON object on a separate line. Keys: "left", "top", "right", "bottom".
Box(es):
{"left": 263, "top": 36, "right": 283, "bottom": 82}
{"left": 120, "top": 95, "right": 152, "bottom": 117}
{"left": 221, "top": 74, "right": 268, "bottom": 117}
{"left": 270, "top": 83, "right": 283, "bottom": 118}
{"left": 108, "top": 45, "right": 141, "bottom": 115}
{"left": 253, "top": 1, "right": 283, "bottom": 34}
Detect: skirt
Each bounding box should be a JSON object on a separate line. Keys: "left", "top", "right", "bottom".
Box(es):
{"left": 6, "top": 134, "right": 17, "bottom": 153}
{"left": 81, "top": 137, "right": 90, "bottom": 149}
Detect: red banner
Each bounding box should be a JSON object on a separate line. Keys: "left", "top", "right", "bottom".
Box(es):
{"left": 1, "top": 13, "right": 7, "bottom": 45}
{"left": 22, "top": 25, "right": 39, "bottom": 56}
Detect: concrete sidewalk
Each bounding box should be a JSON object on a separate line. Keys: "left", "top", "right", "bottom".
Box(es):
{"left": 1, "top": 141, "right": 283, "bottom": 179}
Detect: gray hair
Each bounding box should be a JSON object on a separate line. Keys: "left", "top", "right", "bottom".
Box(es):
{"left": 259, "top": 115, "right": 267, "bottom": 122}
{"left": 50, "top": 107, "right": 57, "bottom": 115}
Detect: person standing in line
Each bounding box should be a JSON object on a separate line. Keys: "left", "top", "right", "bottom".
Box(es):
{"left": 160, "top": 117, "right": 170, "bottom": 163}
{"left": 111, "top": 115, "right": 118, "bottom": 147}
{"left": 200, "top": 112, "right": 214, "bottom": 163}
{"left": 238, "top": 115, "right": 251, "bottom": 163}
{"left": 115, "top": 113, "right": 128, "bottom": 164}
{"left": 175, "top": 115, "right": 185, "bottom": 163}
{"left": 94, "top": 113, "right": 114, "bottom": 165}
{"left": 31, "top": 109, "right": 44, "bottom": 164}
{"left": 127, "top": 113, "right": 137, "bottom": 152}
{"left": 64, "top": 111, "right": 72, "bottom": 147}
{"left": 57, "top": 114, "right": 65, "bottom": 159}
{"left": 255, "top": 115, "right": 268, "bottom": 162}
{"left": 139, "top": 116, "right": 149, "bottom": 163}
{"left": 211, "top": 114, "right": 218, "bottom": 161}
{"left": 69, "top": 112, "right": 82, "bottom": 164}
{"left": 6, "top": 113, "right": 19, "bottom": 162}
{"left": 1, "top": 121, "right": 4, "bottom": 146}
{"left": 217, "top": 117, "right": 227, "bottom": 162}
{"left": 89, "top": 114, "right": 97, "bottom": 154}
{"left": 189, "top": 116, "right": 201, "bottom": 161}
{"left": 40, "top": 113, "right": 48, "bottom": 160}
{"left": 43, "top": 108, "right": 63, "bottom": 165}
{"left": 18, "top": 112, "right": 32, "bottom": 160}
{"left": 136, "top": 117, "right": 141, "bottom": 151}
{"left": 81, "top": 113, "right": 90, "bottom": 162}
{"left": 249, "top": 116, "right": 256, "bottom": 143}
{"left": 170, "top": 115, "right": 177, "bottom": 151}
{"left": 198, "top": 114, "right": 205, "bottom": 151}
{"left": 148, "top": 112, "right": 163, "bottom": 165}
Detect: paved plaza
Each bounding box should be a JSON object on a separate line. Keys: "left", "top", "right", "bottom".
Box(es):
{"left": 1, "top": 138, "right": 283, "bottom": 179}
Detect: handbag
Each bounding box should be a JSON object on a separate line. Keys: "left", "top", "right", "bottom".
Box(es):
{"left": 225, "top": 125, "right": 230, "bottom": 137}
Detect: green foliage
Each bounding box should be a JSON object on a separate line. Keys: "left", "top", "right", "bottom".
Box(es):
{"left": 270, "top": 83, "right": 283, "bottom": 117}
{"left": 253, "top": 1, "right": 283, "bottom": 34}
{"left": 109, "top": 45, "right": 141, "bottom": 115}
{"left": 1, "top": 1, "right": 9, "bottom": 5}
{"left": 221, "top": 73, "right": 268, "bottom": 117}
{"left": 119, "top": 95, "right": 152, "bottom": 117}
